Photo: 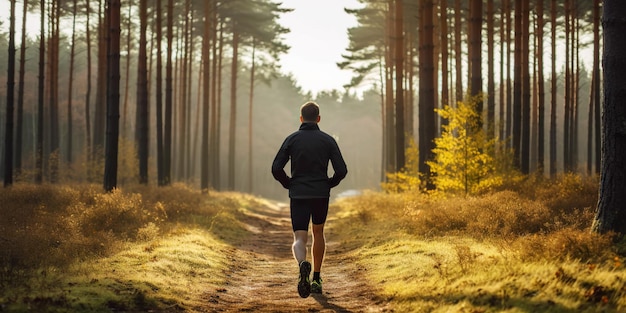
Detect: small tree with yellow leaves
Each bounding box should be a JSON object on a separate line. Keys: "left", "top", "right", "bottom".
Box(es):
{"left": 428, "top": 97, "right": 508, "bottom": 195}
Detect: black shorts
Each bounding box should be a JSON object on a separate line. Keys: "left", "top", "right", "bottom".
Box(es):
{"left": 290, "top": 198, "right": 329, "bottom": 231}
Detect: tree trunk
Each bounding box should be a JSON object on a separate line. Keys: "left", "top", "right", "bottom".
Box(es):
{"left": 211, "top": 17, "right": 223, "bottom": 190}
{"left": 200, "top": 0, "right": 211, "bottom": 192}
{"left": 505, "top": 0, "right": 512, "bottom": 146}
{"left": 36, "top": 0, "right": 45, "bottom": 184}
{"left": 104, "top": 0, "right": 121, "bottom": 192}
{"left": 469, "top": 0, "right": 482, "bottom": 101}
{"left": 248, "top": 39, "right": 256, "bottom": 193}
{"left": 563, "top": 0, "right": 571, "bottom": 172}
{"left": 67, "top": 0, "right": 78, "bottom": 164}
{"left": 49, "top": 0, "right": 60, "bottom": 182}
{"left": 592, "top": 0, "right": 626, "bottom": 234}
{"left": 3, "top": 0, "right": 16, "bottom": 187}
{"left": 419, "top": 0, "right": 436, "bottom": 189}
{"left": 537, "top": 0, "right": 545, "bottom": 174}
{"left": 520, "top": 0, "right": 530, "bottom": 174}
{"left": 156, "top": 0, "right": 164, "bottom": 186}
{"left": 385, "top": 0, "right": 394, "bottom": 175}
{"left": 185, "top": 3, "right": 194, "bottom": 180}
{"left": 512, "top": 0, "right": 522, "bottom": 169}
{"left": 178, "top": 0, "right": 191, "bottom": 181}
{"left": 85, "top": 0, "right": 92, "bottom": 173}
{"left": 15, "top": 0, "right": 27, "bottom": 178}
{"left": 549, "top": 0, "right": 557, "bottom": 177}
{"left": 440, "top": 0, "right": 449, "bottom": 114}
{"left": 454, "top": 0, "right": 463, "bottom": 103}
{"left": 228, "top": 30, "right": 239, "bottom": 191}
{"left": 122, "top": 0, "right": 131, "bottom": 139}
{"left": 571, "top": 10, "right": 579, "bottom": 173}
{"left": 135, "top": 0, "right": 149, "bottom": 184}
{"left": 94, "top": 0, "right": 107, "bottom": 164}
{"left": 164, "top": 0, "right": 173, "bottom": 185}
{"left": 498, "top": 0, "right": 506, "bottom": 141}
{"left": 394, "top": 0, "right": 404, "bottom": 172}
{"left": 486, "top": 0, "right": 494, "bottom": 132}
{"left": 593, "top": 0, "right": 601, "bottom": 175}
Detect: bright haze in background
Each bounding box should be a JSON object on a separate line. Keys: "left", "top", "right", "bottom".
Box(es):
{"left": 277, "top": 0, "right": 362, "bottom": 96}
{"left": 0, "top": 1, "right": 362, "bottom": 96}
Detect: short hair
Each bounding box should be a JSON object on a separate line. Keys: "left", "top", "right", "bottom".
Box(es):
{"left": 300, "top": 101, "right": 320, "bottom": 122}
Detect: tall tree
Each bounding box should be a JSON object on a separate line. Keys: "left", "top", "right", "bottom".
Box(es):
{"left": 593, "top": 0, "right": 601, "bottom": 175}
{"left": 587, "top": 0, "right": 601, "bottom": 176}
{"left": 394, "top": 0, "right": 404, "bottom": 171}
{"left": 67, "top": 0, "right": 79, "bottom": 164}
{"left": 48, "top": 0, "right": 61, "bottom": 182}
{"left": 36, "top": 0, "right": 46, "bottom": 184}
{"left": 3, "top": 0, "right": 16, "bottom": 187}
{"left": 564, "top": 0, "right": 572, "bottom": 172}
{"left": 228, "top": 27, "right": 239, "bottom": 191}
{"left": 440, "top": 0, "right": 449, "bottom": 115}
{"left": 177, "top": 0, "right": 191, "bottom": 181}
{"left": 592, "top": 0, "right": 626, "bottom": 234}
{"left": 512, "top": 0, "right": 522, "bottom": 169}
{"left": 419, "top": 0, "right": 436, "bottom": 188}
{"left": 498, "top": 0, "right": 508, "bottom": 141}
{"left": 486, "top": 0, "right": 495, "bottom": 131}
{"left": 164, "top": 0, "right": 173, "bottom": 186}
{"left": 85, "top": 0, "right": 93, "bottom": 173}
{"left": 468, "top": 0, "right": 482, "bottom": 100}
{"left": 156, "top": 0, "right": 164, "bottom": 186}
{"left": 536, "top": 0, "right": 546, "bottom": 173}
{"left": 454, "top": 0, "right": 463, "bottom": 102}
{"left": 15, "top": 0, "right": 28, "bottom": 178}
{"left": 104, "top": 0, "right": 121, "bottom": 192}
{"left": 93, "top": 0, "right": 107, "bottom": 163}
{"left": 200, "top": 0, "right": 212, "bottom": 192}
{"left": 549, "top": 0, "right": 557, "bottom": 177}
{"left": 383, "top": 0, "right": 395, "bottom": 175}
{"left": 520, "top": 0, "right": 531, "bottom": 174}
{"left": 247, "top": 39, "right": 256, "bottom": 193}
{"left": 121, "top": 0, "right": 132, "bottom": 139}
{"left": 135, "top": 0, "right": 149, "bottom": 184}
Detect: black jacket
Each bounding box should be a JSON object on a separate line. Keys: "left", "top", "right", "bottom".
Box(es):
{"left": 271, "top": 123, "right": 348, "bottom": 199}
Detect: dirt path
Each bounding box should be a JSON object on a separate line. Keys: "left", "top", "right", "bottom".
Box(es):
{"left": 200, "top": 200, "right": 390, "bottom": 313}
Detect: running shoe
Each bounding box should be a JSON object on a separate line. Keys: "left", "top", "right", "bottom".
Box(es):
{"left": 311, "top": 278, "right": 323, "bottom": 294}
{"left": 297, "top": 261, "right": 312, "bottom": 298}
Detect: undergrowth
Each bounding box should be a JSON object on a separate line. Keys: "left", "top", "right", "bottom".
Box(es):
{"left": 332, "top": 174, "right": 625, "bottom": 312}
{"left": 0, "top": 183, "right": 249, "bottom": 312}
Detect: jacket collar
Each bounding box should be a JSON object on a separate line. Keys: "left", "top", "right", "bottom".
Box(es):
{"left": 299, "top": 122, "right": 320, "bottom": 131}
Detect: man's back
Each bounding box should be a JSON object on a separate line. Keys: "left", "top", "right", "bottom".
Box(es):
{"left": 271, "top": 122, "right": 347, "bottom": 199}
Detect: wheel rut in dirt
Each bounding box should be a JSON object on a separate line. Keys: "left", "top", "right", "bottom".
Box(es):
{"left": 200, "top": 200, "right": 390, "bottom": 313}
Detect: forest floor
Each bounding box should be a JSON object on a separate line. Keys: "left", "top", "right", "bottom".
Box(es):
{"left": 200, "top": 199, "right": 391, "bottom": 312}
{"left": 2, "top": 181, "right": 624, "bottom": 312}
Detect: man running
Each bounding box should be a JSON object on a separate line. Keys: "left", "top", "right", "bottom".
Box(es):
{"left": 271, "top": 101, "right": 348, "bottom": 298}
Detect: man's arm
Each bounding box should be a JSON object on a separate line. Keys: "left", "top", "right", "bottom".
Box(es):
{"left": 328, "top": 141, "right": 347, "bottom": 188}
{"left": 271, "top": 142, "right": 291, "bottom": 189}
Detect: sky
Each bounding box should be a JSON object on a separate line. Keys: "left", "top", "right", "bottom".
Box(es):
{"left": 0, "top": 0, "right": 361, "bottom": 96}
{"left": 276, "top": 0, "right": 362, "bottom": 96}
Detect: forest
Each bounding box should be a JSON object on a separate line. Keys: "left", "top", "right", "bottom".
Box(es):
{"left": 1, "top": 0, "right": 626, "bottom": 311}
{"left": 0, "top": 0, "right": 608, "bottom": 196}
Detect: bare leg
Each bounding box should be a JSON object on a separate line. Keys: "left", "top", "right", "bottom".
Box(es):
{"left": 312, "top": 223, "right": 326, "bottom": 272}
{"left": 292, "top": 230, "right": 308, "bottom": 264}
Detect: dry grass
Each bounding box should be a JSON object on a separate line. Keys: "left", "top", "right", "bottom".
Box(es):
{"left": 0, "top": 183, "right": 249, "bottom": 312}
{"left": 1, "top": 174, "right": 621, "bottom": 312}
{"left": 330, "top": 174, "right": 625, "bottom": 312}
